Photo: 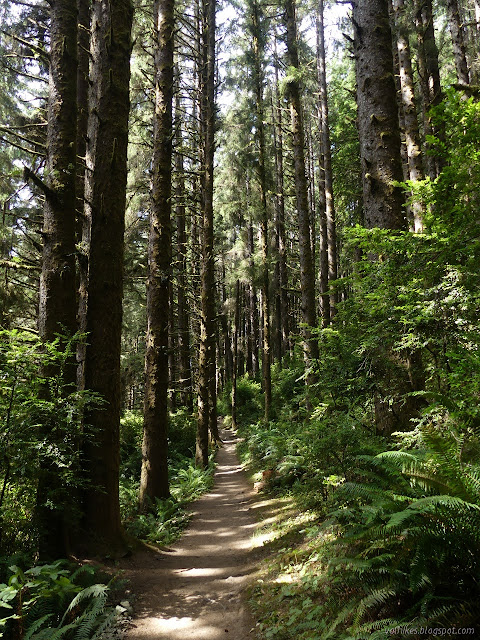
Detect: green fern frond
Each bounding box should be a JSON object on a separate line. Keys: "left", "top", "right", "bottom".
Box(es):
{"left": 23, "top": 614, "right": 53, "bottom": 640}
{"left": 337, "top": 481, "right": 388, "bottom": 502}
{"left": 408, "top": 562, "right": 432, "bottom": 594}
{"left": 71, "top": 601, "right": 110, "bottom": 640}
{"left": 354, "top": 587, "right": 398, "bottom": 624}
{"left": 68, "top": 565, "right": 96, "bottom": 584}
{"left": 87, "top": 608, "right": 118, "bottom": 640}
{"left": 321, "top": 600, "right": 356, "bottom": 639}
{"left": 30, "top": 620, "right": 78, "bottom": 640}
{"left": 64, "top": 584, "right": 108, "bottom": 616}
{"left": 462, "top": 466, "right": 480, "bottom": 498}
{"left": 408, "top": 493, "right": 480, "bottom": 515}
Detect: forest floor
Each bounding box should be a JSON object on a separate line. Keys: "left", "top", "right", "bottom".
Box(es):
{"left": 118, "top": 428, "right": 261, "bottom": 640}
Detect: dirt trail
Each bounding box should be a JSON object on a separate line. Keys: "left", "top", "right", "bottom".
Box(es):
{"left": 120, "top": 429, "right": 258, "bottom": 640}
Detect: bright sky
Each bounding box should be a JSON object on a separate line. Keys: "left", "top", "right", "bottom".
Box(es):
{"left": 216, "top": 0, "right": 351, "bottom": 110}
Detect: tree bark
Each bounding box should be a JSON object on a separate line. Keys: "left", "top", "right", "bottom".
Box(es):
{"left": 36, "top": 0, "right": 78, "bottom": 560}
{"left": 284, "top": 0, "right": 319, "bottom": 374}
{"left": 82, "top": 0, "right": 133, "bottom": 555}
{"left": 140, "top": 0, "right": 175, "bottom": 510}
{"left": 169, "top": 280, "right": 177, "bottom": 410}
{"left": 196, "top": 0, "right": 217, "bottom": 466}
{"left": 317, "top": 131, "right": 330, "bottom": 326}
{"left": 174, "top": 107, "right": 193, "bottom": 411}
{"left": 415, "top": 0, "right": 444, "bottom": 179}
{"left": 76, "top": 0, "right": 91, "bottom": 392}
{"left": 250, "top": 0, "right": 271, "bottom": 423}
{"left": 231, "top": 279, "right": 240, "bottom": 429}
{"left": 272, "top": 41, "right": 289, "bottom": 361}
{"left": 220, "top": 257, "right": 233, "bottom": 383}
{"left": 353, "top": 0, "right": 405, "bottom": 230}
{"left": 247, "top": 222, "right": 260, "bottom": 376}
{"left": 393, "top": 0, "right": 425, "bottom": 232}
{"left": 317, "top": 0, "right": 338, "bottom": 321}
{"left": 446, "top": 0, "right": 470, "bottom": 85}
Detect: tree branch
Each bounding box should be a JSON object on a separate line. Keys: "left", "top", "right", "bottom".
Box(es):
{"left": 23, "top": 166, "right": 56, "bottom": 201}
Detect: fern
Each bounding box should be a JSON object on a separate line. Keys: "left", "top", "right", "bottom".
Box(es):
{"left": 63, "top": 584, "right": 108, "bottom": 618}
{"left": 320, "top": 600, "right": 357, "bottom": 639}
{"left": 75, "top": 607, "right": 118, "bottom": 640}
{"left": 354, "top": 587, "right": 398, "bottom": 623}
{"left": 31, "top": 620, "right": 78, "bottom": 640}
{"left": 319, "top": 421, "right": 480, "bottom": 637}
{"left": 23, "top": 614, "right": 54, "bottom": 640}
{"left": 0, "top": 562, "right": 118, "bottom": 640}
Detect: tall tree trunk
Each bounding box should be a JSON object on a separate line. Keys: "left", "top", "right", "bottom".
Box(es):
{"left": 35, "top": 0, "right": 78, "bottom": 560}
{"left": 231, "top": 279, "right": 240, "bottom": 429}
{"left": 317, "top": 133, "right": 330, "bottom": 326}
{"left": 317, "top": 0, "right": 338, "bottom": 320}
{"left": 76, "top": 0, "right": 90, "bottom": 392}
{"left": 250, "top": 0, "right": 271, "bottom": 423}
{"left": 284, "top": 0, "right": 319, "bottom": 375}
{"left": 82, "top": 0, "right": 133, "bottom": 554}
{"left": 306, "top": 126, "right": 316, "bottom": 268}
{"left": 140, "top": 0, "right": 174, "bottom": 510}
{"left": 272, "top": 42, "right": 289, "bottom": 360}
{"left": 174, "top": 110, "right": 193, "bottom": 410}
{"left": 239, "top": 284, "right": 247, "bottom": 376}
{"left": 393, "top": 0, "right": 425, "bottom": 232}
{"left": 208, "top": 311, "right": 219, "bottom": 442}
{"left": 475, "top": 0, "right": 480, "bottom": 77}
{"left": 354, "top": 0, "right": 411, "bottom": 436}
{"left": 196, "top": 0, "right": 217, "bottom": 466}
{"left": 353, "top": 0, "right": 405, "bottom": 230}
{"left": 446, "top": 0, "right": 470, "bottom": 85}
{"left": 168, "top": 280, "right": 177, "bottom": 410}
{"left": 220, "top": 257, "right": 233, "bottom": 383}
{"left": 247, "top": 221, "right": 260, "bottom": 376}
{"left": 415, "top": 0, "right": 444, "bottom": 179}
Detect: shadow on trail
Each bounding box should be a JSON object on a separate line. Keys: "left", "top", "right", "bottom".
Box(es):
{"left": 121, "top": 429, "right": 258, "bottom": 640}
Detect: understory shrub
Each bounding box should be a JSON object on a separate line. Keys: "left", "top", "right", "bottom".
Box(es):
{"left": 0, "top": 331, "right": 101, "bottom": 559}
{"left": 0, "top": 560, "right": 119, "bottom": 640}
{"left": 120, "top": 407, "right": 197, "bottom": 480}
{"left": 318, "top": 423, "right": 480, "bottom": 637}
{"left": 120, "top": 454, "right": 215, "bottom": 545}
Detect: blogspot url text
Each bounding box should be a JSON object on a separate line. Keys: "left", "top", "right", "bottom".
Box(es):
{"left": 389, "top": 628, "right": 475, "bottom": 637}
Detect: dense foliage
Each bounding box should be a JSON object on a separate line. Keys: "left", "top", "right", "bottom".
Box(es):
{"left": 2, "top": 0, "right": 480, "bottom": 636}
{"left": 232, "top": 92, "right": 480, "bottom": 637}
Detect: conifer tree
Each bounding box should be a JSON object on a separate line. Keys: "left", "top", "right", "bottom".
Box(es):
{"left": 353, "top": 0, "right": 404, "bottom": 230}
{"left": 283, "top": 0, "right": 319, "bottom": 374}
{"left": 272, "top": 37, "right": 290, "bottom": 361}
{"left": 82, "top": 0, "right": 133, "bottom": 554}
{"left": 32, "top": 0, "right": 78, "bottom": 559}
{"left": 446, "top": 0, "right": 470, "bottom": 85}
{"left": 139, "top": 0, "right": 175, "bottom": 511}
{"left": 316, "top": 0, "right": 337, "bottom": 322}
{"left": 392, "top": 0, "right": 425, "bottom": 232}
{"left": 248, "top": 0, "right": 272, "bottom": 422}
{"left": 196, "top": 0, "right": 218, "bottom": 466}
{"left": 415, "top": 0, "right": 444, "bottom": 179}
{"left": 174, "top": 98, "right": 193, "bottom": 410}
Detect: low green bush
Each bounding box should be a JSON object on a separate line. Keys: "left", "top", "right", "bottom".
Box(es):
{"left": 317, "top": 423, "right": 480, "bottom": 637}
{"left": 119, "top": 410, "right": 144, "bottom": 479}
{"left": 120, "top": 408, "right": 198, "bottom": 481}
{"left": 120, "top": 455, "right": 215, "bottom": 545}
{"left": 0, "top": 560, "right": 118, "bottom": 640}
{"left": 236, "top": 376, "right": 263, "bottom": 426}
{"left": 0, "top": 331, "right": 101, "bottom": 559}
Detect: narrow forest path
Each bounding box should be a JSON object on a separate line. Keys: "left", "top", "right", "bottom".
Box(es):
{"left": 120, "top": 429, "right": 258, "bottom": 640}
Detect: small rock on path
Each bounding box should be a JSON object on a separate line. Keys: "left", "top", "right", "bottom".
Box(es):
{"left": 120, "top": 429, "right": 257, "bottom": 640}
